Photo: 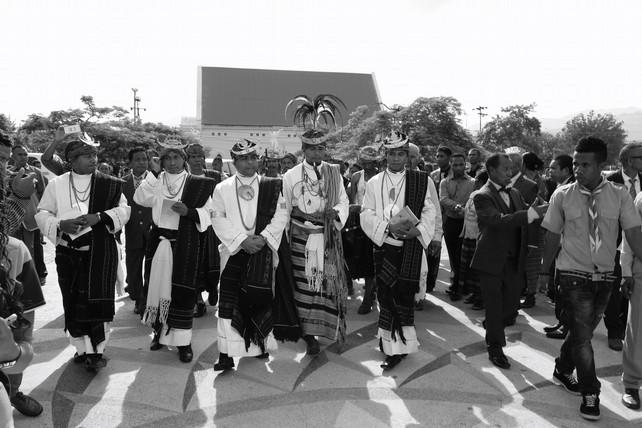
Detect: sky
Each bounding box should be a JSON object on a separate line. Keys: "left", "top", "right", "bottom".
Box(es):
{"left": 2, "top": 0, "right": 642, "bottom": 128}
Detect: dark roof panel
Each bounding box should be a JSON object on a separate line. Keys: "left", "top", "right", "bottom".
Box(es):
{"left": 198, "top": 67, "right": 381, "bottom": 126}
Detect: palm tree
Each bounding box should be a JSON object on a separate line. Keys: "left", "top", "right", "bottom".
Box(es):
{"left": 284, "top": 94, "right": 347, "bottom": 131}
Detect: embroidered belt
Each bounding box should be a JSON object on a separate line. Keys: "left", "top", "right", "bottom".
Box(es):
{"left": 558, "top": 269, "right": 615, "bottom": 282}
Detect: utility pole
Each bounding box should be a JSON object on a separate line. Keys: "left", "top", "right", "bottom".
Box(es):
{"left": 131, "top": 88, "right": 146, "bottom": 124}
{"left": 473, "top": 106, "right": 487, "bottom": 134}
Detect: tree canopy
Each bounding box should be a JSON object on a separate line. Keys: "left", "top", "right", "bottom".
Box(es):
{"left": 558, "top": 110, "right": 626, "bottom": 165}
{"left": 478, "top": 104, "right": 542, "bottom": 153}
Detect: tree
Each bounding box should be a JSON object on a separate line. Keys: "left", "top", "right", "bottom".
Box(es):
{"left": 478, "top": 104, "right": 541, "bottom": 153}
{"left": 0, "top": 114, "right": 16, "bottom": 133}
{"left": 538, "top": 132, "right": 575, "bottom": 162}
{"left": 559, "top": 110, "right": 626, "bottom": 165}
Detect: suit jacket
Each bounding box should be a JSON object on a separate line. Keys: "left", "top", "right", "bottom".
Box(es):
{"left": 607, "top": 169, "right": 642, "bottom": 245}
{"left": 122, "top": 173, "right": 153, "bottom": 249}
{"left": 470, "top": 182, "right": 529, "bottom": 276}
{"left": 512, "top": 173, "right": 539, "bottom": 205}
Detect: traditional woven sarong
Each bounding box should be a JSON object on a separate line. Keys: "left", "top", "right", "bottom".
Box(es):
{"left": 458, "top": 237, "right": 479, "bottom": 295}
{"left": 375, "top": 170, "right": 427, "bottom": 344}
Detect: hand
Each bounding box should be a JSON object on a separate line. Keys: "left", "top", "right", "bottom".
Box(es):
{"left": 427, "top": 240, "right": 442, "bottom": 256}
{"left": 240, "top": 235, "right": 264, "bottom": 254}
{"left": 0, "top": 318, "right": 20, "bottom": 363}
{"left": 621, "top": 277, "right": 634, "bottom": 299}
{"left": 537, "top": 274, "right": 550, "bottom": 294}
{"left": 54, "top": 126, "right": 66, "bottom": 142}
{"left": 11, "top": 168, "right": 37, "bottom": 198}
{"left": 59, "top": 218, "right": 86, "bottom": 235}
{"left": 403, "top": 226, "right": 421, "bottom": 240}
{"left": 389, "top": 220, "right": 412, "bottom": 238}
{"left": 171, "top": 202, "right": 189, "bottom": 216}
{"left": 324, "top": 208, "right": 339, "bottom": 222}
{"left": 80, "top": 213, "right": 101, "bottom": 227}
{"left": 533, "top": 203, "right": 549, "bottom": 218}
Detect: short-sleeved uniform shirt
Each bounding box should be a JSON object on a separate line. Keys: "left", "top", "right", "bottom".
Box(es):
{"left": 542, "top": 180, "right": 641, "bottom": 273}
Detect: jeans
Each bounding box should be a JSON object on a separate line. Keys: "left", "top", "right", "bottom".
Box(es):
{"left": 556, "top": 272, "right": 614, "bottom": 395}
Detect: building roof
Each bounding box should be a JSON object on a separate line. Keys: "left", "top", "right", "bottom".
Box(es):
{"left": 197, "top": 66, "right": 381, "bottom": 127}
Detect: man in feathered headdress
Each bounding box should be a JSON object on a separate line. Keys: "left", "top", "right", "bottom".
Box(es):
{"left": 282, "top": 94, "right": 349, "bottom": 355}
{"left": 35, "top": 134, "right": 131, "bottom": 372}
{"left": 211, "top": 138, "right": 299, "bottom": 371}
{"left": 133, "top": 138, "right": 214, "bottom": 364}
{"left": 360, "top": 133, "right": 436, "bottom": 370}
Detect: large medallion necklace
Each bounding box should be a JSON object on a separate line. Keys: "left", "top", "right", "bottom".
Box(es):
{"left": 235, "top": 175, "right": 258, "bottom": 201}
{"left": 381, "top": 170, "right": 406, "bottom": 218}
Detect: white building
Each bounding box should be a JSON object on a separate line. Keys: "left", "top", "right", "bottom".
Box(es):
{"left": 182, "top": 66, "right": 381, "bottom": 157}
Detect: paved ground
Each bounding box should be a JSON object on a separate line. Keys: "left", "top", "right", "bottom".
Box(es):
{"left": 11, "top": 242, "right": 642, "bottom": 427}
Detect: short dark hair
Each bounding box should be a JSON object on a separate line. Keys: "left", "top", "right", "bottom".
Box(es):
{"left": 619, "top": 141, "right": 642, "bottom": 163}
{"left": 451, "top": 153, "right": 466, "bottom": 162}
{"left": 485, "top": 153, "right": 509, "bottom": 171}
{"left": 437, "top": 146, "right": 452, "bottom": 156}
{"left": 554, "top": 154, "right": 573, "bottom": 176}
{"left": 575, "top": 136, "right": 607, "bottom": 163}
{"left": 522, "top": 152, "right": 544, "bottom": 171}
{"left": 11, "top": 144, "right": 26, "bottom": 153}
{"left": 0, "top": 130, "right": 12, "bottom": 148}
{"left": 128, "top": 147, "right": 149, "bottom": 162}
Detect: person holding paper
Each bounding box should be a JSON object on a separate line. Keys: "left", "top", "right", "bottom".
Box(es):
{"left": 134, "top": 138, "right": 214, "bottom": 363}
{"left": 35, "top": 135, "right": 130, "bottom": 371}
{"left": 360, "top": 133, "right": 436, "bottom": 370}
{"left": 211, "top": 139, "right": 297, "bottom": 371}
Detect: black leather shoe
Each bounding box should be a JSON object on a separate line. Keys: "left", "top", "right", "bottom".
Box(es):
{"left": 255, "top": 352, "right": 270, "bottom": 360}
{"left": 449, "top": 292, "right": 462, "bottom": 302}
{"left": 304, "top": 335, "right": 320, "bottom": 356}
{"left": 546, "top": 327, "right": 568, "bottom": 340}
{"left": 84, "top": 354, "right": 107, "bottom": 372}
{"left": 357, "top": 302, "right": 373, "bottom": 314}
{"left": 488, "top": 347, "right": 511, "bottom": 369}
{"left": 214, "top": 353, "right": 235, "bottom": 371}
{"left": 519, "top": 294, "right": 535, "bottom": 309}
{"left": 73, "top": 352, "right": 87, "bottom": 364}
{"left": 150, "top": 331, "right": 164, "bottom": 351}
{"left": 178, "top": 344, "right": 193, "bottom": 363}
{"left": 10, "top": 392, "right": 43, "bottom": 417}
{"left": 544, "top": 322, "right": 562, "bottom": 333}
{"left": 193, "top": 302, "right": 207, "bottom": 318}
{"left": 381, "top": 354, "right": 404, "bottom": 370}
{"left": 622, "top": 388, "right": 641, "bottom": 410}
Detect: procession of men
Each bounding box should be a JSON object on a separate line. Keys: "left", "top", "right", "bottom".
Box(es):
{"left": 3, "top": 96, "right": 642, "bottom": 425}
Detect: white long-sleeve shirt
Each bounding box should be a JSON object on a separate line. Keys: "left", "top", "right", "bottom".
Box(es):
{"left": 360, "top": 169, "right": 436, "bottom": 248}
{"left": 133, "top": 170, "right": 211, "bottom": 232}
{"left": 36, "top": 172, "right": 130, "bottom": 244}
{"left": 211, "top": 173, "right": 289, "bottom": 269}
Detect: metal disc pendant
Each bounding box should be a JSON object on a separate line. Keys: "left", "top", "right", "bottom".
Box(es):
{"left": 238, "top": 185, "right": 255, "bottom": 201}
{"left": 389, "top": 188, "right": 396, "bottom": 201}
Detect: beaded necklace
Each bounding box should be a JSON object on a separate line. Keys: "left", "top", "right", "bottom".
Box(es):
{"left": 235, "top": 175, "right": 259, "bottom": 231}
{"left": 69, "top": 172, "right": 91, "bottom": 209}
{"left": 163, "top": 171, "right": 187, "bottom": 199}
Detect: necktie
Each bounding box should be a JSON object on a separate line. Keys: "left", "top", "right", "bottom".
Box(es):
{"left": 578, "top": 183, "right": 605, "bottom": 255}
{"left": 629, "top": 177, "right": 637, "bottom": 201}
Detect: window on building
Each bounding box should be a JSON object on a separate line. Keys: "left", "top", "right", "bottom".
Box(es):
{"left": 262, "top": 133, "right": 265, "bottom": 137}
{"left": 224, "top": 133, "right": 227, "bottom": 136}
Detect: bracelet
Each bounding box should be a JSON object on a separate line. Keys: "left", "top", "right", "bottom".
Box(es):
{"left": 0, "top": 345, "right": 21, "bottom": 369}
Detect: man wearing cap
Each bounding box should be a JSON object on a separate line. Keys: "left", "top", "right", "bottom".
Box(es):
{"left": 211, "top": 139, "right": 294, "bottom": 371}
{"left": 134, "top": 139, "right": 214, "bottom": 363}
{"left": 361, "top": 133, "right": 436, "bottom": 370}
{"left": 185, "top": 143, "right": 222, "bottom": 316}
{"left": 347, "top": 146, "right": 379, "bottom": 314}
{"left": 282, "top": 129, "right": 349, "bottom": 355}
{"left": 35, "top": 134, "right": 130, "bottom": 371}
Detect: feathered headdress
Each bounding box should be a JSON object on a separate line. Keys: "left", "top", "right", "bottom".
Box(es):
{"left": 285, "top": 94, "right": 346, "bottom": 132}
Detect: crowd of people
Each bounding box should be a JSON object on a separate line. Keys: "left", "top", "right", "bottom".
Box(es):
{"left": 1, "top": 123, "right": 642, "bottom": 425}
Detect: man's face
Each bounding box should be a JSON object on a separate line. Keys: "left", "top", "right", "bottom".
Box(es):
{"left": 303, "top": 144, "right": 326, "bottom": 165}
{"left": 468, "top": 149, "right": 481, "bottom": 164}
{"left": 436, "top": 151, "right": 450, "bottom": 169}
{"left": 235, "top": 153, "right": 259, "bottom": 176}
{"left": 508, "top": 153, "right": 522, "bottom": 176}
{"left": 489, "top": 156, "right": 513, "bottom": 186}
{"left": 548, "top": 160, "right": 563, "bottom": 183}
{"left": 163, "top": 152, "right": 186, "bottom": 174}
{"left": 573, "top": 152, "right": 603, "bottom": 188}
{"left": 408, "top": 148, "right": 421, "bottom": 170}
{"left": 129, "top": 152, "right": 149, "bottom": 176}
{"left": 187, "top": 154, "right": 205, "bottom": 171}
{"left": 11, "top": 147, "right": 28, "bottom": 169}
{"left": 97, "top": 163, "right": 112, "bottom": 175}
{"left": 0, "top": 145, "right": 10, "bottom": 177}
{"left": 212, "top": 158, "right": 223, "bottom": 172}
{"left": 451, "top": 156, "right": 466, "bottom": 177}
{"left": 72, "top": 153, "right": 98, "bottom": 175}
{"left": 386, "top": 148, "right": 408, "bottom": 172}
{"left": 626, "top": 146, "right": 642, "bottom": 174}
{"left": 280, "top": 157, "right": 294, "bottom": 172}
{"left": 360, "top": 159, "right": 376, "bottom": 172}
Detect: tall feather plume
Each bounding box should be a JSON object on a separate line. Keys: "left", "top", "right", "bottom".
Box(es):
{"left": 285, "top": 94, "right": 347, "bottom": 131}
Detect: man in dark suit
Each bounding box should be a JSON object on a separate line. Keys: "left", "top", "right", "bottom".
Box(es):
{"left": 122, "top": 147, "right": 153, "bottom": 313}
{"left": 604, "top": 142, "right": 642, "bottom": 351}
{"left": 471, "top": 153, "right": 548, "bottom": 369}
